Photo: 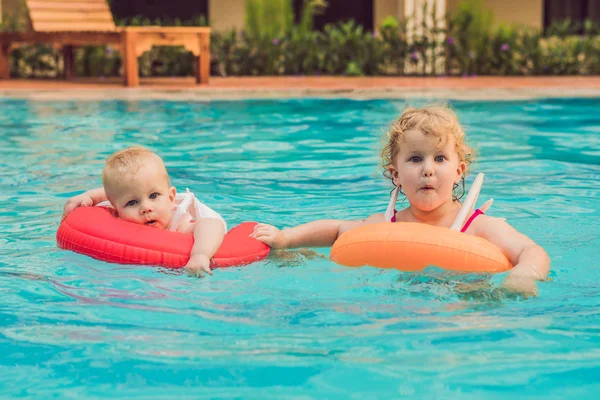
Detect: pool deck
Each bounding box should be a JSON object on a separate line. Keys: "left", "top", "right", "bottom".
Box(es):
{"left": 1, "top": 76, "right": 599, "bottom": 100}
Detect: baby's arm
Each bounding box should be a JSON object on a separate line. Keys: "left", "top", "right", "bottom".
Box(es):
{"left": 62, "top": 188, "right": 108, "bottom": 219}
{"left": 252, "top": 214, "right": 384, "bottom": 249}
{"left": 182, "top": 217, "right": 226, "bottom": 276}
{"left": 474, "top": 216, "right": 550, "bottom": 295}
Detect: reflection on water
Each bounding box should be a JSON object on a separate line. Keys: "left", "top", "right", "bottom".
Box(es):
{"left": 0, "top": 97, "right": 599, "bottom": 398}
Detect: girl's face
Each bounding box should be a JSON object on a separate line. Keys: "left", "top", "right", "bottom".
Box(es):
{"left": 390, "top": 129, "right": 466, "bottom": 212}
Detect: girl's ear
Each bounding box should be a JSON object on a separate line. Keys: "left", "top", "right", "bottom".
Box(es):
{"left": 388, "top": 165, "right": 400, "bottom": 186}
{"left": 169, "top": 186, "right": 176, "bottom": 202}
{"left": 456, "top": 161, "right": 467, "bottom": 184}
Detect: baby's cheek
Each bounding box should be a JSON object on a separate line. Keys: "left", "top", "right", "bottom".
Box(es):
{"left": 119, "top": 210, "right": 138, "bottom": 223}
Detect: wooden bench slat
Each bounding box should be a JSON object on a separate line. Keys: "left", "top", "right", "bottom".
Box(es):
{"left": 28, "top": 0, "right": 109, "bottom": 4}
{"left": 32, "top": 22, "right": 117, "bottom": 32}
{"left": 122, "top": 27, "right": 212, "bottom": 33}
{"left": 32, "top": 19, "right": 115, "bottom": 28}
{"left": 0, "top": 31, "right": 122, "bottom": 45}
{"left": 29, "top": 11, "right": 115, "bottom": 23}
{"left": 27, "top": 1, "right": 112, "bottom": 12}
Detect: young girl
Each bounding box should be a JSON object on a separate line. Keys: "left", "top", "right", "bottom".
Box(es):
{"left": 251, "top": 105, "right": 550, "bottom": 296}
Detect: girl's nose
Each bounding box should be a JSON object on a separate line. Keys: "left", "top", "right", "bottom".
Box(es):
{"left": 422, "top": 159, "right": 434, "bottom": 176}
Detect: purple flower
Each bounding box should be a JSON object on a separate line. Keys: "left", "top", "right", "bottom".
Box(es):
{"left": 410, "top": 51, "right": 419, "bottom": 61}
{"left": 501, "top": 43, "right": 510, "bottom": 51}
{"left": 470, "top": 73, "right": 477, "bottom": 77}
{"left": 447, "top": 37, "right": 455, "bottom": 45}
{"left": 272, "top": 38, "right": 279, "bottom": 45}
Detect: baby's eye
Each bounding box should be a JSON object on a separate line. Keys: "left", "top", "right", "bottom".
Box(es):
{"left": 149, "top": 192, "right": 159, "bottom": 200}
{"left": 125, "top": 200, "right": 138, "bottom": 207}
{"left": 435, "top": 155, "right": 446, "bottom": 162}
{"left": 409, "top": 156, "right": 422, "bottom": 163}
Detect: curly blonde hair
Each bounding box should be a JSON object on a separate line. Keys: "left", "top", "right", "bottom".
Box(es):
{"left": 381, "top": 105, "right": 474, "bottom": 198}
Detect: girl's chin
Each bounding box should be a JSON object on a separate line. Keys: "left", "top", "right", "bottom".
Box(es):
{"left": 410, "top": 200, "right": 444, "bottom": 212}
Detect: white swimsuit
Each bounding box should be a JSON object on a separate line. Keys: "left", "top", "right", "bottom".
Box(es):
{"left": 167, "top": 189, "right": 227, "bottom": 232}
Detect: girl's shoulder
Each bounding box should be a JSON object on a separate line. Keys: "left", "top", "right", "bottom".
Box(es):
{"left": 365, "top": 212, "right": 386, "bottom": 223}
{"left": 392, "top": 208, "right": 414, "bottom": 223}
{"left": 364, "top": 213, "right": 385, "bottom": 223}
{"left": 464, "top": 213, "right": 507, "bottom": 236}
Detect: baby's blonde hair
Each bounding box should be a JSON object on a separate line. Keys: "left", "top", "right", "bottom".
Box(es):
{"left": 381, "top": 105, "right": 474, "bottom": 184}
{"left": 102, "top": 147, "right": 169, "bottom": 200}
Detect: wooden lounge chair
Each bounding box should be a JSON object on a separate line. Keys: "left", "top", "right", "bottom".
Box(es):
{"left": 0, "top": 0, "right": 211, "bottom": 86}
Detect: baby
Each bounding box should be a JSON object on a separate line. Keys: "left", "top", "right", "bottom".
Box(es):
{"left": 62, "top": 147, "right": 226, "bottom": 276}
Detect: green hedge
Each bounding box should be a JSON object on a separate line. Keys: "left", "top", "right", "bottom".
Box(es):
{"left": 1, "top": 0, "right": 598, "bottom": 78}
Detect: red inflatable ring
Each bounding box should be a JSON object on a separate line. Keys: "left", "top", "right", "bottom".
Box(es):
{"left": 57, "top": 206, "right": 270, "bottom": 268}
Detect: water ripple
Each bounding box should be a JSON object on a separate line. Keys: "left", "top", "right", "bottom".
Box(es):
{"left": 1, "top": 97, "right": 599, "bottom": 397}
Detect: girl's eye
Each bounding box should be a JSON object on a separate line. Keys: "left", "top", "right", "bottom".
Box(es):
{"left": 435, "top": 155, "right": 446, "bottom": 162}
{"left": 410, "top": 156, "right": 422, "bottom": 163}
{"left": 125, "top": 200, "right": 137, "bottom": 207}
{"left": 149, "top": 192, "right": 159, "bottom": 200}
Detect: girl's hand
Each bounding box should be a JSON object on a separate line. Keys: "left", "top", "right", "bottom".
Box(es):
{"left": 62, "top": 194, "right": 94, "bottom": 220}
{"left": 502, "top": 264, "right": 542, "bottom": 297}
{"left": 251, "top": 223, "right": 289, "bottom": 249}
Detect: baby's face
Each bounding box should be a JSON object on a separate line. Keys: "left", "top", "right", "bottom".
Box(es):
{"left": 108, "top": 161, "right": 176, "bottom": 229}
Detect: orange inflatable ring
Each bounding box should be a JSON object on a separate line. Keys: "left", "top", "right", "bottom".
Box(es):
{"left": 330, "top": 222, "right": 512, "bottom": 273}
{"left": 57, "top": 206, "right": 270, "bottom": 269}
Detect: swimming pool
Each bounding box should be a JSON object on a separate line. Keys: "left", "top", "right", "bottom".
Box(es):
{"left": 1, "top": 97, "right": 599, "bottom": 398}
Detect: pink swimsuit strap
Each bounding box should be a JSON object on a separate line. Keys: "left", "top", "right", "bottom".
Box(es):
{"left": 460, "top": 209, "right": 484, "bottom": 232}
{"left": 390, "top": 209, "right": 484, "bottom": 233}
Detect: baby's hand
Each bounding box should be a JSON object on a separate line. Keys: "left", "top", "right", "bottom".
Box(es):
{"left": 502, "top": 264, "right": 542, "bottom": 297}
{"left": 184, "top": 254, "right": 213, "bottom": 277}
{"left": 250, "top": 223, "right": 289, "bottom": 249}
{"left": 62, "top": 194, "right": 94, "bottom": 220}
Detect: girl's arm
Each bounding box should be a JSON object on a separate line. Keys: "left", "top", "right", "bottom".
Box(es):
{"left": 252, "top": 213, "right": 385, "bottom": 249}
{"left": 252, "top": 220, "right": 344, "bottom": 249}
{"left": 474, "top": 216, "right": 550, "bottom": 295}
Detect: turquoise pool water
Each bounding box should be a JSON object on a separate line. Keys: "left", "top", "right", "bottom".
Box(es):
{"left": 1, "top": 97, "right": 599, "bottom": 398}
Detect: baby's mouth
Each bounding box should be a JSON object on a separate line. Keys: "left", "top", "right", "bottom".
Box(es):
{"left": 145, "top": 220, "right": 158, "bottom": 227}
